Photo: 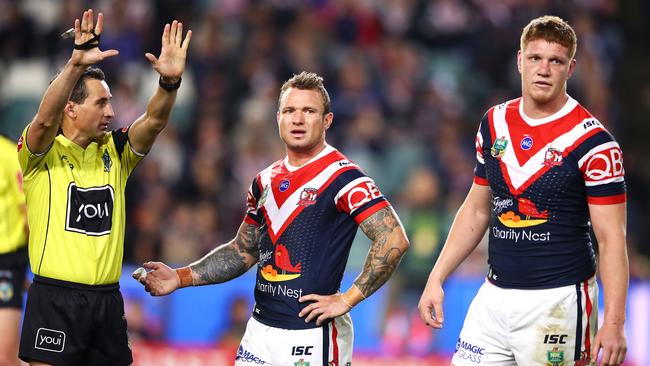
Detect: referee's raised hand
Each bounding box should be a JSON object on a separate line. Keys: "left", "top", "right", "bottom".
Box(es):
{"left": 71, "top": 9, "right": 119, "bottom": 66}
{"left": 145, "top": 20, "right": 192, "bottom": 82}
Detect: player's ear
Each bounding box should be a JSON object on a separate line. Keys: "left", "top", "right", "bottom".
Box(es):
{"left": 323, "top": 112, "right": 333, "bottom": 130}
{"left": 567, "top": 58, "right": 577, "bottom": 79}
{"left": 64, "top": 101, "right": 77, "bottom": 119}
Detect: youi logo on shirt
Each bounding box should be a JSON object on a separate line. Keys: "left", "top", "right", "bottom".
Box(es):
{"left": 65, "top": 183, "right": 114, "bottom": 236}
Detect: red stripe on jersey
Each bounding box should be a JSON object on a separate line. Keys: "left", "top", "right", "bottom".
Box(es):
{"left": 353, "top": 200, "right": 390, "bottom": 225}
{"left": 272, "top": 151, "right": 348, "bottom": 207}
{"left": 474, "top": 176, "right": 489, "bottom": 186}
{"left": 263, "top": 165, "right": 357, "bottom": 243}
{"left": 331, "top": 320, "right": 339, "bottom": 366}
{"left": 587, "top": 193, "right": 626, "bottom": 205}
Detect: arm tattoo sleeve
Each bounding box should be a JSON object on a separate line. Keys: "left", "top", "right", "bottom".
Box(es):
{"left": 190, "top": 222, "right": 261, "bottom": 286}
{"left": 355, "top": 207, "right": 407, "bottom": 298}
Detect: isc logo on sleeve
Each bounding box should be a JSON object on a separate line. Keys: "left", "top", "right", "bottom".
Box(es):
{"left": 65, "top": 183, "right": 114, "bottom": 236}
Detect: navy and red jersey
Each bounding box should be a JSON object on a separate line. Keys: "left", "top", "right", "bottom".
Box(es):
{"left": 244, "top": 145, "right": 390, "bottom": 329}
{"left": 474, "top": 96, "right": 626, "bottom": 289}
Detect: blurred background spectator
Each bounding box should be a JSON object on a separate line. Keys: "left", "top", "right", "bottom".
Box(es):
{"left": 2, "top": 0, "right": 649, "bottom": 364}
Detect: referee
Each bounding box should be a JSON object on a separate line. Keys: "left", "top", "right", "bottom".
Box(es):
{"left": 16, "top": 9, "right": 191, "bottom": 365}
{"left": 0, "top": 133, "right": 28, "bottom": 366}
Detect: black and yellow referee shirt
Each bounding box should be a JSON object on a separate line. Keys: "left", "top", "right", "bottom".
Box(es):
{"left": 0, "top": 135, "right": 27, "bottom": 254}
{"left": 17, "top": 125, "right": 143, "bottom": 285}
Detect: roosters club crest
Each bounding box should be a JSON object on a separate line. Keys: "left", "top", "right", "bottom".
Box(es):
{"left": 543, "top": 147, "right": 563, "bottom": 167}
{"left": 298, "top": 188, "right": 318, "bottom": 207}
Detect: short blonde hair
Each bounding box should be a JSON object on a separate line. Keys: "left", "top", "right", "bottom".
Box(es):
{"left": 279, "top": 71, "right": 331, "bottom": 113}
{"left": 520, "top": 16, "right": 577, "bottom": 59}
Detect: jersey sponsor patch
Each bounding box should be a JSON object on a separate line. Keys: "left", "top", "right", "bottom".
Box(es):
{"left": 260, "top": 243, "right": 302, "bottom": 282}
{"left": 279, "top": 179, "right": 290, "bottom": 192}
{"left": 580, "top": 143, "right": 624, "bottom": 185}
{"left": 337, "top": 178, "right": 383, "bottom": 214}
{"left": 520, "top": 135, "right": 533, "bottom": 150}
{"left": 65, "top": 183, "right": 114, "bottom": 236}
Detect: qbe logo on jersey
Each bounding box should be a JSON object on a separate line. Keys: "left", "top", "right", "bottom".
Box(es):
{"left": 65, "top": 183, "right": 114, "bottom": 236}
{"left": 35, "top": 328, "right": 66, "bottom": 352}
{"left": 581, "top": 144, "right": 625, "bottom": 186}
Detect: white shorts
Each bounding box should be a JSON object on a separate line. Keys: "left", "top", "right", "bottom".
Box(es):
{"left": 452, "top": 277, "right": 597, "bottom": 366}
{"left": 235, "top": 315, "right": 353, "bottom": 366}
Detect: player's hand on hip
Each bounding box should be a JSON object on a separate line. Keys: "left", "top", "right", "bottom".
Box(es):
{"left": 298, "top": 293, "right": 351, "bottom": 326}
{"left": 70, "top": 9, "right": 119, "bottom": 66}
{"left": 591, "top": 323, "right": 627, "bottom": 366}
{"left": 418, "top": 283, "right": 445, "bottom": 329}
{"left": 145, "top": 20, "right": 192, "bottom": 81}
{"left": 132, "top": 261, "right": 180, "bottom": 296}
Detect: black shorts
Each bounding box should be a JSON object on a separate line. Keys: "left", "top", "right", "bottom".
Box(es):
{"left": 0, "top": 246, "right": 28, "bottom": 309}
{"left": 19, "top": 276, "right": 133, "bottom": 366}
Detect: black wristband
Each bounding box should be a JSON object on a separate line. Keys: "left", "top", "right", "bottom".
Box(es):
{"left": 73, "top": 31, "right": 100, "bottom": 50}
{"left": 159, "top": 77, "right": 182, "bottom": 91}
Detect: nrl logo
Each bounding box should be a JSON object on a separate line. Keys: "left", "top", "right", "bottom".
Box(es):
{"left": 491, "top": 137, "right": 508, "bottom": 158}
{"left": 102, "top": 149, "right": 112, "bottom": 172}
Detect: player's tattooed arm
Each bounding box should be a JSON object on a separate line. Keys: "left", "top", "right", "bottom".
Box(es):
{"left": 189, "top": 221, "right": 261, "bottom": 286}
{"left": 355, "top": 206, "right": 409, "bottom": 298}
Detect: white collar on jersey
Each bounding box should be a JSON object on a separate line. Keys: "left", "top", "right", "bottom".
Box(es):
{"left": 518, "top": 95, "right": 578, "bottom": 126}
{"left": 283, "top": 144, "right": 336, "bottom": 172}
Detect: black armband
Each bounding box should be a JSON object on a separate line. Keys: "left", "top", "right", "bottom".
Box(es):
{"left": 159, "top": 77, "right": 182, "bottom": 91}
